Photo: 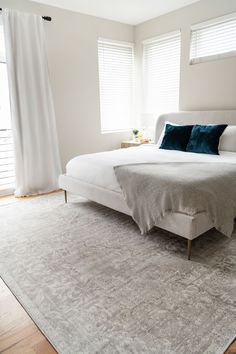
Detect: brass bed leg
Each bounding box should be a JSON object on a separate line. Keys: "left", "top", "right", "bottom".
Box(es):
{"left": 187, "top": 239, "right": 192, "bottom": 260}
{"left": 64, "top": 190, "right": 67, "bottom": 204}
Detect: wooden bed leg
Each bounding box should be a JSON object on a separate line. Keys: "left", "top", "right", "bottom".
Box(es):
{"left": 64, "top": 190, "right": 67, "bottom": 204}
{"left": 187, "top": 239, "right": 192, "bottom": 260}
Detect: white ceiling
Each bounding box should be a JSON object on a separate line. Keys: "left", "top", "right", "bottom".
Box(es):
{"left": 30, "top": 0, "right": 200, "bottom": 25}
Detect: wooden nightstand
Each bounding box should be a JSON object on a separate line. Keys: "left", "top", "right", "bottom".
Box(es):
{"left": 121, "top": 140, "right": 142, "bottom": 148}
{"left": 121, "top": 140, "right": 154, "bottom": 148}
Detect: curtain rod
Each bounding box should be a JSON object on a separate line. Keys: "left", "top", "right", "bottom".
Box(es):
{"left": 0, "top": 8, "right": 52, "bottom": 21}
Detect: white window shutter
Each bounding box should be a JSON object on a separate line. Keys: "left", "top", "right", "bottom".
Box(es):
{"left": 98, "top": 39, "right": 134, "bottom": 133}
{"left": 143, "top": 31, "right": 181, "bottom": 115}
{"left": 0, "top": 18, "right": 15, "bottom": 194}
{"left": 190, "top": 13, "right": 236, "bottom": 64}
{"left": 0, "top": 16, "right": 6, "bottom": 63}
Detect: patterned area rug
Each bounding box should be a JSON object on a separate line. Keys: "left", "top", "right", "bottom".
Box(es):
{"left": 0, "top": 192, "right": 235, "bottom": 354}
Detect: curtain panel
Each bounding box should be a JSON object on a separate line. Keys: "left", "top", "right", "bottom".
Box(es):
{"left": 2, "top": 9, "right": 61, "bottom": 196}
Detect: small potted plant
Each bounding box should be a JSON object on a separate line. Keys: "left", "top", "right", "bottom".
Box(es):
{"left": 132, "top": 128, "right": 139, "bottom": 141}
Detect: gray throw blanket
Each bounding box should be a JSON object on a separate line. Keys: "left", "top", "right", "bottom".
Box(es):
{"left": 114, "top": 162, "right": 236, "bottom": 237}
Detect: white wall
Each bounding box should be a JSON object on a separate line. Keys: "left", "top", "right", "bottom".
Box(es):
{"left": 135, "top": 0, "right": 236, "bottom": 127}
{"left": 0, "top": 0, "right": 134, "bottom": 169}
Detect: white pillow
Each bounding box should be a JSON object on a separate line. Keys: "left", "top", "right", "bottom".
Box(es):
{"left": 157, "top": 121, "right": 179, "bottom": 147}
{"left": 219, "top": 125, "right": 236, "bottom": 152}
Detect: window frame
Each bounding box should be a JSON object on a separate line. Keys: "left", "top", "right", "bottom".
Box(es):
{"left": 142, "top": 30, "right": 181, "bottom": 116}
{"left": 190, "top": 12, "right": 236, "bottom": 65}
{"left": 97, "top": 37, "right": 135, "bottom": 134}
{"left": 0, "top": 15, "right": 6, "bottom": 64}
{"left": 0, "top": 16, "right": 15, "bottom": 195}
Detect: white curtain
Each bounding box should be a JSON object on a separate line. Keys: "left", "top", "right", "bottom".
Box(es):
{"left": 2, "top": 9, "right": 61, "bottom": 196}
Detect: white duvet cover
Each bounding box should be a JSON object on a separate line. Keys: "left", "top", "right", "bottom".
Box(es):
{"left": 66, "top": 145, "right": 236, "bottom": 193}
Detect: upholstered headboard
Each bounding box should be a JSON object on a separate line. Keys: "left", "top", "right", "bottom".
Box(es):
{"left": 155, "top": 111, "right": 236, "bottom": 143}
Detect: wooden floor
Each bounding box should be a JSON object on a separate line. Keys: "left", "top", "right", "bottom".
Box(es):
{"left": 0, "top": 194, "right": 235, "bottom": 354}
{"left": 0, "top": 278, "right": 57, "bottom": 354}
{"left": 227, "top": 341, "right": 236, "bottom": 354}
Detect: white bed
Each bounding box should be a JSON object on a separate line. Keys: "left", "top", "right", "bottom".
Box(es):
{"left": 59, "top": 111, "right": 236, "bottom": 259}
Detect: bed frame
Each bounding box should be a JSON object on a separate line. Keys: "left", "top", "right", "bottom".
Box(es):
{"left": 59, "top": 111, "right": 236, "bottom": 259}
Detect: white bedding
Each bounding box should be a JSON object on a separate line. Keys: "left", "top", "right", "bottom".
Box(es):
{"left": 66, "top": 145, "right": 236, "bottom": 193}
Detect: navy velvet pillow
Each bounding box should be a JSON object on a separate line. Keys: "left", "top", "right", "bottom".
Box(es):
{"left": 186, "top": 124, "right": 227, "bottom": 155}
{"left": 160, "top": 124, "right": 193, "bottom": 152}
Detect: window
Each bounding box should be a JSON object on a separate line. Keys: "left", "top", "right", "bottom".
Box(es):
{"left": 190, "top": 12, "right": 236, "bottom": 64}
{"left": 98, "top": 38, "right": 134, "bottom": 133}
{"left": 0, "top": 18, "right": 14, "bottom": 195}
{"left": 143, "top": 31, "right": 181, "bottom": 115}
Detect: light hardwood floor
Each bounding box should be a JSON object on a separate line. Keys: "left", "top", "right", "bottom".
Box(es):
{"left": 0, "top": 278, "right": 57, "bottom": 354}
{"left": 0, "top": 194, "right": 235, "bottom": 354}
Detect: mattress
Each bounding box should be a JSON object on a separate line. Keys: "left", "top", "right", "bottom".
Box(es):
{"left": 66, "top": 145, "right": 236, "bottom": 193}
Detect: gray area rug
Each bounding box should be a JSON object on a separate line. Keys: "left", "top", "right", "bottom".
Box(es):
{"left": 0, "top": 192, "right": 235, "bottom": 354}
